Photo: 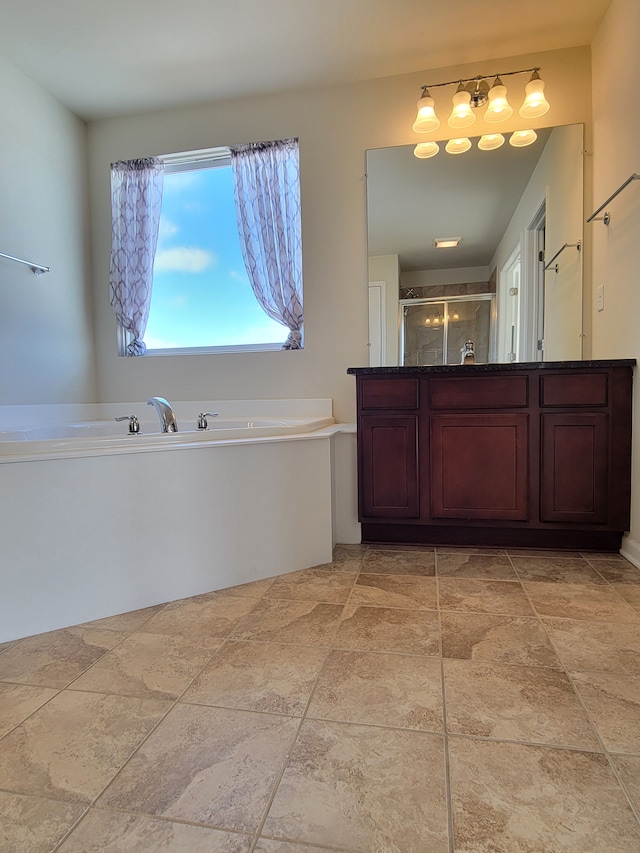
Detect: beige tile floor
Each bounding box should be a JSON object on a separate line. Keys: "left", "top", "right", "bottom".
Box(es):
{"left": 2, "top": 545, "right": 640, "bottom": 851}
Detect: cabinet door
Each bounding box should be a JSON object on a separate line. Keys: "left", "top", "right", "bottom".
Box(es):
{"left": 540, "top": 413, "right": 608, "bottom": 523}
{"left": 430, "top": 414, "right": 529, "bottom": 520}
{"left": 359, "top": 415, "right": 419, "bottom": 519}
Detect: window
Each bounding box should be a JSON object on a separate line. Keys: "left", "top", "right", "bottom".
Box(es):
{"left": 110, "top": 140, "right": 303, "bottom": 356}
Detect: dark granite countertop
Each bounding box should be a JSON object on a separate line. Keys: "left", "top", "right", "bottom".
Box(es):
{"left": 347, "top": 359, "right": 636, "bottom": 376}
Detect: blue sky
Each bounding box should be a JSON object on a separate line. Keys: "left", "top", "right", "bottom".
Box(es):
{"left": 143, "top": 165, "right": 288, "bottom": 349}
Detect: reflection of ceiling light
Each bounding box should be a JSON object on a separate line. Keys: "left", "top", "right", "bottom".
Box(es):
{"left": 412, "top": 90, "right": 440, "bottom": 133}
{"left": 445, "top": 137, "right": 471, "bottom": 154}
{"left": 519, "top": 71, "right": 550, "bottom": 118}
{"left": 478, "top": 133, "right": 505, "bottom": 151}
{"left": 509, "top": 129, "right": 538, "bottom": 147}
{"left": 434, "top": 237, "right": 461, "bottom": 248}
{"left": 413, "top": 141, "right": 440, "bottom": 159}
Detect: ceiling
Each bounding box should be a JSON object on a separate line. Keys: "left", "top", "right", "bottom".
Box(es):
{"left": 367, "top": 128, "right": 553, "bottom": 272}
{"left": 0, "top": 0, "right": 610, "bottom": 121}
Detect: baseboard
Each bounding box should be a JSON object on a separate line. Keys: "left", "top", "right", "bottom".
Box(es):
{"left": 621, "top": 534, "right": 640, "bottom": 569}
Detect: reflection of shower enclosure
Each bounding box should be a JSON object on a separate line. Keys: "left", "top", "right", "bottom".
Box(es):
{"left": 400, "top": 294, "right": 495, "bottom": 366}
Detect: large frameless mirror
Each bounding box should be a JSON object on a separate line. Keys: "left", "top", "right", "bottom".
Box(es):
{"left": 366, "top": 124, "right": 584, "bottom": 366}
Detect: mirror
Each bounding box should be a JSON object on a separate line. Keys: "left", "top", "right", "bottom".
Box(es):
{"left": 366, "top": 124, "right": 584, "bottom": 366}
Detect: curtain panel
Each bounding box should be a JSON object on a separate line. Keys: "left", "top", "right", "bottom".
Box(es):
{"left": 230, "top": 139, "right": 303, "bottom": 349}
{"left": 109, "top": 157, "right": 164, "bottom": 355}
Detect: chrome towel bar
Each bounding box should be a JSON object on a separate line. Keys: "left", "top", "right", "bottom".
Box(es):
{"left": 0, "top": 251, "right": 50, "bottom": 275}
{"left": 587, "top": 173, "right": 639, "bottom": 225}
{"left": 543, "top": 241, "right": 581, "bottom": 273}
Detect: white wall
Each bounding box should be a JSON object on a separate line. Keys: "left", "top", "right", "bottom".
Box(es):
{"left": 540, "top": 124, "right": 585, "bottom": 361}
{"left": 591, "top": 0, "right": 640, "bottom": 559}
{"left": 402, "top": 267, "right": 491, "bottom": 288}
{"left": 491, "top": 124, "right": 585, "bottom": 363}
{"left": 0, "top": 57, "right": 96, "bottom": 404}
{"left": 87, "top": 46, "right": 592, "bottom": 422}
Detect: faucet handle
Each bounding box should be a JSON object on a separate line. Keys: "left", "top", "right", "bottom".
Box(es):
{"left": 197, "top": 412, "right": 219, "bottom": 430}
{"left": 115, "top": 415, "right": 140, "bottom": 434}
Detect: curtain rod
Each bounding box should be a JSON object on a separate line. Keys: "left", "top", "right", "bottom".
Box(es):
{"left": 0, "top": 251, "right": 50, "bottom": 275}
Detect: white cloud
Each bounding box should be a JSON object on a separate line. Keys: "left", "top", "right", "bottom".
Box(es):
{"left": 154, "top": 246, "right": 216, "bottom": 273}
{"left": 158, "top": 218, "right": 179, "bottom": 242}
{"left": 229, "top": 268, "right": 248, "bottom": 282}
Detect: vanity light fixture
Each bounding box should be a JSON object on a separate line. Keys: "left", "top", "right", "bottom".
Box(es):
{"left": 412, "top": 90, "right": 441, "bottom": 133}
{"left": 519, "top": 70, "right": 550, "bottom": 118}
{"left": 484, "top": 78, "right": 513, "bottom": 123}
{"left": 411, "top": 66, "right": 550, "bottom": 157}
{"left": 448, "top": 84, "right": 476, "bottom": 128}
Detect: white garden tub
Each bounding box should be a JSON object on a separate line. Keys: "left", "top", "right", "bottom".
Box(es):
{"left": 0, "top": 399, "right": 343, "bottom": 642}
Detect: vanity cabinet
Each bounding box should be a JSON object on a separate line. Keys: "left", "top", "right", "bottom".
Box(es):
{"left": 348, "top": 361, "right": 634, "bottom": 550}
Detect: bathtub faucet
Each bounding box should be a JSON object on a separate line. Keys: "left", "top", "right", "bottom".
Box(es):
{"left": 197, "top": 412, "right": 219, "bottom": 430}
{"left": 147, "top": 397, "right": 178, "bottom": 433}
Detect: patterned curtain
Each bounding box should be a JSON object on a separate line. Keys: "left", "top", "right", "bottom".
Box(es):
{"left": 230, "top": 139, "right": 303, "bottom": 349}
{"left": 109, "top": 158, "right": 164, "bottom": 355}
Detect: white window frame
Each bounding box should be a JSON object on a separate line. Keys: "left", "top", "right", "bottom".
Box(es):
{"left": 117, "top": 145, "right": 293, "bottom": 356}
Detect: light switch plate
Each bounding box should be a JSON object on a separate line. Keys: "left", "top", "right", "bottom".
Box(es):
{"left": 597, "top": 285, "right": 605, "bottom": 312}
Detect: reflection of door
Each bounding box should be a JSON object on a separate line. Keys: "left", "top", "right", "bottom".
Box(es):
{"left": 497, "top": 245, "right": 521, "bottom": 362}
{"left": 368, "top": 281, "right": 386, "bottom": 367}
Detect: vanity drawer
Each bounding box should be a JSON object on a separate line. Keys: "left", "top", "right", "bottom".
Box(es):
{"left": 360, "top": 378, "right": 419, "bottom": 410}
{"left": 541, "top": 373, "right": 608, "bottom": 407}
{"left": 428, "top": 375, "right": 528, "bottom": 410}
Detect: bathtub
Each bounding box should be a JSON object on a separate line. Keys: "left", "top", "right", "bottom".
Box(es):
{"left": 0, "top": 399, "right": 355, "bottom": 643}
{"left": 0, "top": 413, "right": 336, "bottom": 461}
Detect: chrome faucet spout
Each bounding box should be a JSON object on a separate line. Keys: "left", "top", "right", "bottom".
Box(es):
{"left": 147, "top": 397, "right": 178, "bottom": 433}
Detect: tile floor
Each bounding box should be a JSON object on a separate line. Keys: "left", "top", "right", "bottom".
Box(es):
{"left": 1, "top": 545, "right": 640, "bottom": 851}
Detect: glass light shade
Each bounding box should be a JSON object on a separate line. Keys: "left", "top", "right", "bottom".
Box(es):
{"left": 448, "top": 90, "right": 475, "bottom": 128}
{"left": 509, "top": 129, "right": 538, "bottom": 147}
{"left": 412, "top": 95, "right": 441, "bottom": 133}
{"left": 484, "top": 84, "right": 513, "bottom": 123}
{"left": 478, "top": 133, "right": 505, "bottom": 151}
{"left": 414, "top": 141, "right": 440, "bottom": 159}
{"left": 445, "top": 137, "right": 472, "bottom": 154}
{"left": 519, "top": 77, "right": 550, "bottom": 118}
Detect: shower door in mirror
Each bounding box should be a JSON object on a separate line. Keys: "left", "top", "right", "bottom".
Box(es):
{"left": 400, "top": 295, "right": 495, "bottom": 366}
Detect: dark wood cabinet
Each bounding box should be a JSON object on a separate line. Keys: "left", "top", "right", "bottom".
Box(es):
{"left": 348, "top": 360, "right": 634, "bottom": 551}
{"left": 359, "top": 415, "right": 419, "bottom": 518}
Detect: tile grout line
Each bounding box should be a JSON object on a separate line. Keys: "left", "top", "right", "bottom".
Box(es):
{"left": 435, "top": 553, "right": 457, "bottom": 853}
{"left": 511, "top": 556, "right": 640, "bottom": 829}
{"left": 51, "top": 595, "right": 270, "bottom": 844}
{"left": 246, "top": 553, "right": 365, "bottom": 852}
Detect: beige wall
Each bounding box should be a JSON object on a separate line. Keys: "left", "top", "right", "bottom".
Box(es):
{"left": 87, "top": 46, "right": 592, "bottom": 421}
{"left": 591, "top": 0, "right": 640, "bottom": 553}
{"left": 0, "top": 57, "right": 96, "bottom": 404}
{"left": 368, "top": 253, "right": 400, "bottom": 365}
